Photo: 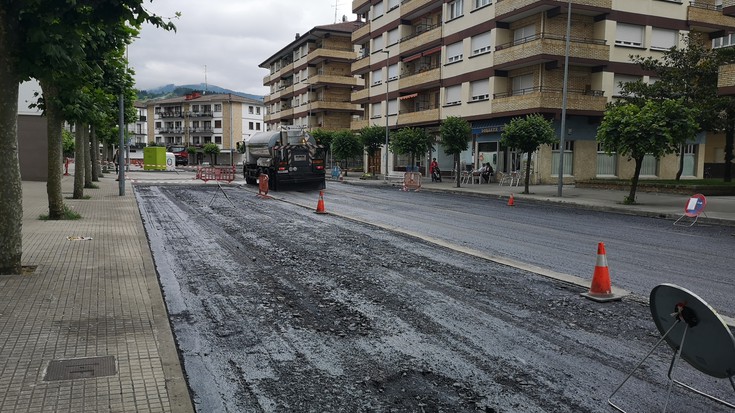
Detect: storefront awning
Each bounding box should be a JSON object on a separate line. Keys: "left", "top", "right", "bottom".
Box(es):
{"left": 399, "top": 93, "right": 418, "bottom": 100}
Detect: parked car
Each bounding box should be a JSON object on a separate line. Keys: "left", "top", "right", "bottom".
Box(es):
{"left": 167, "top": 145, "right": 189, "bottom": 166}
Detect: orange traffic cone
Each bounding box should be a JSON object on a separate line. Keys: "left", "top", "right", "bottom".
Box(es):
{"left": 581, "top": 242, "right": 622, "bottom": 302}
{"left": 315, "top": 190, "right": 327, "bottom": 214}
{"left": 507, "top": 194, "right": 515, "bottom": 206}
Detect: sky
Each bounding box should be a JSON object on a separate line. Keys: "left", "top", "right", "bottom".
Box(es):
{"left": 128, "top": 0, "right": 356, "bottom": 97}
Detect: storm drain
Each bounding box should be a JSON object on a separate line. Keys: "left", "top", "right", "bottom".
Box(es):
{"left": 44, "top": 356, "right": 117, "bottom": 381}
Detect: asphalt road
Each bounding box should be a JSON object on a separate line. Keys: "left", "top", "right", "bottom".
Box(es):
{"left": 136, "top": 183, "right": 735, "bottom": 413}
{"left": 274, "top": 182, "right": 735, "bottom": 319}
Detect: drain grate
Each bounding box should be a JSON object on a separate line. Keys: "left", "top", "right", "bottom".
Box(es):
{"left": 44, "top": 356, "right": 117, "bottom": 381}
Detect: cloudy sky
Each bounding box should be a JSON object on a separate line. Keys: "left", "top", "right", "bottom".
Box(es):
{"left": 128, "top": 0, "right": 356, "bottom": 96}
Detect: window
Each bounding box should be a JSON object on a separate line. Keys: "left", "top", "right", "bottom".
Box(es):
{"left": 596, "top": 143, "right": 617, "bottom": 177}
{"left": 615, "top": 23, "right": 644, "bottom": 47}
{"left": 712, "top": 33, "right": 735, "bottom": 49}
{"left": 388, "top": 99, "right": 398, "bottom": 116}
{"left": 613, "top": 74, "right": 641, "bottom": 96}
{"left": 193, "top": 121, "right": 199, "bottom": 128}
{"left": 372, "top": 1, "right": 384, "bottom": 19}
{"left": 471, "top": 32, "right": 492, "bottom": 56}
{"left": 214, "top": 104, "right": 222, "bottom": 112}
{"left": 373, "top": 35, "right": 384, "bottom": 52}
{"left": 641, "top": 154, "right": 658, "bottom": 176}
{"left": 651, "top": 28, "right": 678, "bottom": 51}
{"left": 249, "top": 122, "right": 254, "bottom": 129}
{"left": 191, "top": 105, "right": 199, "bottom": 112}
{"left": 474, "top": 0, "right": 491, "bottom": 8}
{"left": 372, "top": 68, "right": 383, "bottom": 85}
{"left": 193, "top": 137, "right": 200, "bottom": 145}
{"left": 204, "top": 121, "right": 211, "bottom": 130}
{"left": 448, "top": 0, "right": 464, "bottom": 19}
{"left": 371, "top": 102, "right": 382, "bottom": 118}
{"left": 388, "top": 64, "right": 398, "bottom": 81}
{"left": 445, "top": 85, "right": 461, "bottom": 106}
{"left": 388, "top": 0, "right": 399, "bottom": 10}
{"left": 155, "top": 122, "right": 161, "bottom": 129}
{"left": 154, "top": 107, "right": 160, "bottom": 114}
{"left": 215, "top": 136, "right": 222, "bottom": 144}
{"left": 256, "top": 107, "right": 261, "bottom": 115}
{"left": 470, "top": 79, "right": 489, "bottom": 101}
{"left": 683, "top": 144, "right": 696, "bottom": 177}
{"left": 202, "top": 105, "right": 211, "bottom": 113}
{"left": 248, "top": 106, "right": 254, "bottom": 114}
{"left": 256, "top": 123, "right": 261, "bottom": 130}
{"left": 513, "top": 24, "right": 536, "bottom": 44}
{"left": 512, "top": 74, "right": 534, "bottom": 95}
{"left": 552, "top": 141, "right": 574, "bottom": 176}
{"left": 214, "top": 120, "right": 222, "bottom": 128}
{"left": 446, "top": 42, "right": 463, "bottom": 63}
{"left": 387, "top": 28, "right": 399, "bottom": 46}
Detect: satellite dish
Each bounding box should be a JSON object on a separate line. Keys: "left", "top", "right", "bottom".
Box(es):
{"left": 609, "top": 283, "right": 735, "bottom": 412}
{"left": 650, "top": 283, "right": 735, "bottom": 379}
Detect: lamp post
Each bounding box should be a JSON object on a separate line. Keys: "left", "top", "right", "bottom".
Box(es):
{"left": 557, "top": 0, "right": 572, "bottom": 197}
{"left": 383, "top": 49, "right": 390, "bottom": 181}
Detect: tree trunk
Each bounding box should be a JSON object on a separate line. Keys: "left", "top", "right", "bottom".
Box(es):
{"left": 524, "top": 151, "right": 532, "bottom": 194}
{"left": 0, "top": 30, "right": 23, "bottom": 274}
{"left": 73, "top": 123, "right": 85, "bottom": 199}
{"left": 90, "top": 126, "right": 100, "bottom": 180}
{"left": 40, "top": 80, "right": 66, "bottom": 219}
{"left": 724, "top": 119, "right": 734, "bottom": 183}
{"left": 675, "top": 145, "right": 684, "bottom": 181}
{"left": 627, "top": 157, "right": 644, "bottom": 204}
{"left": 83, "top": 124, "right": 93, "bottom": 188}
{"left": 454, "top": 153, "right": 461, "bottom": 188}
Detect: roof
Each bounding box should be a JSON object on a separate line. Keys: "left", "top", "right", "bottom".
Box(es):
{"left": 146, "top": 93, "right": 265, "bottom": 106}
{"left": 259, "top": 19, "right": 366, "bottom": 68}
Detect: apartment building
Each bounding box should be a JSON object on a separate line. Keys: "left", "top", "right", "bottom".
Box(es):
{"left": 144, "top": 92, "right": 265, "bottom": 165}
{"left": 349, "top": 0, "right": 735, "bottom": 182}
{"left": 260, "top": 20, "right": 366, "bottom": 132}
{"left": 128, "top": 102, "right": 148, "bottom": 149}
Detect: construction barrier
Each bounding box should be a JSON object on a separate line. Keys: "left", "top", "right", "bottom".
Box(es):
{"left": 401, "top": 172, "right": 422, "bottom": 192}
{"left": 197, "top": 166, "right": 236, "bottom": 183}
{"left": 257, "top": 174, "right": 271, "bottom": 198}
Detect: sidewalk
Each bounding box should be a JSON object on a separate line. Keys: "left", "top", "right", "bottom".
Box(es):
{"left": 0, "top": 174, "right": 193, "bottom": 412}
{"left": 338, "top": 173, "right": 735, "bottom": 226}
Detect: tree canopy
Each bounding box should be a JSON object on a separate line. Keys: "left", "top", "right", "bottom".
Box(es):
{"left": 389, "top": 127, "right": 433, "bottom": 172}
{"left": 500, "top": 114, "right": 557, "bottom": 194}
{"left": 597, "top": 99, "right": 698, "bottom": 204}
{"left": 440, "top": 116, "right": 470, "bottom": 187}
{"left": 331, "top": 130, "right": 362, "bottom": 166}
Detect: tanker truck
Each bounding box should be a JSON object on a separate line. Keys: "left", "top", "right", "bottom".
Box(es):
{"left": 242, "top": 126, "right": 326, "bottom": 191}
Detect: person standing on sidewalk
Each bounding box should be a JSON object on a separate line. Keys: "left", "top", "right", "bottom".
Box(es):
{"left": 113, "top": 149, "right": 120, "bottom": 173}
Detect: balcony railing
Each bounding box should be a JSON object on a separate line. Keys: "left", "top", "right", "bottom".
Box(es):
{"left": 495, "top": 32, "right": 606, "bottom": 51}
{"left": 160, "top": 112, "right": 183, "bottom": 118}
{"left": 494, "top": 86, "right": 604, "bottom": 99}
{"left": 188, "top": 111, "right": 213, "bottom": 118}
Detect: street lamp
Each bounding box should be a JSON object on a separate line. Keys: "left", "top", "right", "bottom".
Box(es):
{"left": 383, "top": 49, "right": 390, "bottom": 181}
{"left": 557, "top": 0, "right": 572, "bottom": 197}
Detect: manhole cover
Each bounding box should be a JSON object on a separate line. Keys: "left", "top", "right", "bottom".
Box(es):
{"left": 44, "top": 356, "right": 116, "bottom": 381}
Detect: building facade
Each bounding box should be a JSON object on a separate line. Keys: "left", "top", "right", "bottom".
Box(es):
{"left": 348, "top": 0, "right": 735, "bottom": 182}
{"left": 260, "top": 20, "right": 366, "bottom": 132}
{"left": 144, "top": 92, "right": 265, "bottom": 165}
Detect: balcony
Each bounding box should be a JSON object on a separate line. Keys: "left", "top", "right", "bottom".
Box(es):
{"left": 399, "top": 66, "right": 440, "bottom": 89}
{"left": 159, "top": 128, "right": 184, "bottom": 135}
{"left": 310, "top": 74, "right": 362, "bottom": 88}
{"left": 400, "top": 0, "right": 437, "bottom": 18}
{"left": 350, "top": 118, "right": 369, "bottom": 130}
{"left": 352, "top": 54, "right": 371, "bottom": 74}
{"left": 309, "top": 98, "right": 361, "bottom": 113}
{"left": 351, "top": 88, "right": 370, "bottom": 103}
{"left": 718, "top": 63, "right": 735, "bottom": 96}
{"left": 352, "top": 0, "right": 370, "bottom": 14}
{"left": 495, "top": 0, "right": 612, "bottom": 20}
{"left": 306, "top": 47, "right": 357, "bottom": 64}
{"left": 400, "top": 24, "right": 441, "bottom": 54}
{"left": 492, "top": 86, "right": 607, "bottom": 114}
{"left": 725, "top": 0, "right": 735, "bottom": 16}
{"left": 397, "top": 106, "right": 439, "bottom": 126}
{"left": 187, "top": 111, "right": 213, "bottom": 118}
{"left": 352, "top": 23, "right": 370, "bottom": 43}
{"left": 494, "top": 33, "right": 609, "bottom": 69}
{"left": 689, "top": 1, "right": 735, "bottom": 31}
{"left": 159, "top": 112, "right": 184, "bottom": 119}
{"left": 189, "top": 127, "right": 214, "bottom": 134}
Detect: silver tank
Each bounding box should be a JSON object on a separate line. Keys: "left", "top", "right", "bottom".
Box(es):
{"left": 243, "top": 128, "right": 316, "bottom": 165}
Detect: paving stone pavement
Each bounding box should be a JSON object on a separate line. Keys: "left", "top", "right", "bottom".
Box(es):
{"left": 0, "top": 174, "right": 193, "bottom": 413}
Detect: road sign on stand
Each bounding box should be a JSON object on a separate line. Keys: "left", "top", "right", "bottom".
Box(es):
{"left": 673, "top": 193, "right": 706, "bottom": 227}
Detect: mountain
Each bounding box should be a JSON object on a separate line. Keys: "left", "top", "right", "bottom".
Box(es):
{"left": 137, "top": 83, "right": 263, "bottom": 102}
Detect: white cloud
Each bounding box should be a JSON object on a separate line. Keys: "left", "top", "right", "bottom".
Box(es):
{"left": 128, "top": 0, "right": 356, "bottom": 96}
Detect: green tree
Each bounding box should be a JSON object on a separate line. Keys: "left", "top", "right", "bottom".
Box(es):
{"left": 358, "top": 125, "right": 388, "bottom": 175}
{"left": 62, "top": 130, "right": 75, "bottom": 157}
{"left": 203, "top": 143, "right": 220, "bottom": 165}
{"left": 187, "top": 146, "right": 198, "bottom": 165}
{"left": 597, "top": 99, "right": 698, "bottom": 204}
{"left": 389, "top": 127, "right": 433, "bottom": 173}
{"left": 621, "top": 33, "right": 721, "bottom": 180}
{"left": 331, "top": 130, "right": 362, "bottom": 176}
{"left": 500, "top": 114, "right": 557, "bottom": 194}
{"left": 0, "top": 1, "right": 173, "bottom": 274}
{"left": 440, "top": 116, "right": 471, "bottom": 188}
